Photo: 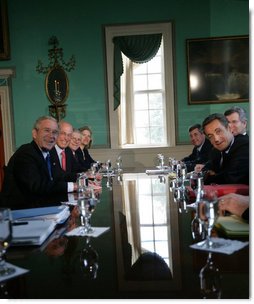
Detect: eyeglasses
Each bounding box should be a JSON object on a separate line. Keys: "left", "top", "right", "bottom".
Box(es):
{"left": 71, "top": 137, "right": 81, "bottom": 143}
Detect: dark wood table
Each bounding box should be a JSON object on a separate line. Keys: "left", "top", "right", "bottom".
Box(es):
{"left": 3, "top": 171, "right": 249, "bottom": 299}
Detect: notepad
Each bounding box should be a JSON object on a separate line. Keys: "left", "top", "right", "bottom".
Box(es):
{"left": 12, "top": 220, "right": 56, "bottom": 246}
{"left": 215, "top": 215, "right": 249, "bottom": 237}
{"left": 11, "top": 205, "right": 70, "bottom": 224}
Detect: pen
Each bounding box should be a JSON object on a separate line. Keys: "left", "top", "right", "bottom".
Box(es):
{"left": 12, "top": 221, "right": 29, "bottom": 226}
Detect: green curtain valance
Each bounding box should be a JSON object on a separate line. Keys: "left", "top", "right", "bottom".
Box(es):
{"left": 113, "top": 34, "right": 162, "bottom": 110}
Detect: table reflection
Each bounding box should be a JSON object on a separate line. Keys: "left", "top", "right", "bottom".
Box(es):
{"left": 112, "top": 173, "right": 181, "bottom": 291}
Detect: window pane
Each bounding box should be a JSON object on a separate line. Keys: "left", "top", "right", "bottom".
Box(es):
{"left": 133, "top": 74, "right": 147, "bottom": 91}
{"left": 155, "top": 226, "right": 168, "bottom": 240}
{"left": 149, "top": 93, "right": 163, "bottom": 108}
{"left": 140, "top": 227, "right": 154, "bottom": 241}
{"left": 136, "top": 127, "right": 150, "bottom": 144}
{"left": 134, "top": 93, "right": 148, "bottom": 110}
{"left": 148, "top": 74, "right": 162, "bottom": 90}
{"left": 150, "top": 127, "right": 165, "bottom": 144}
{"left": 153, "top": 197, "right": 167, "bottom": 224}
{"left": 135, "top": 110, "right": 149, "bottom": 127}
{"left": 139, "top": 197, "right": 153, "bottom": 224}
{"left": 133, "top": 62, "right": 147, "bottom": 74}
{"left": 155, "top": 241, "right": 169, "bottom": 257}
{"left": 141, "top": 241, "right": 154, "bottom": 253}
{"left": 150, "top": 110, "right": 164, "bottom": 126}
{"left": 148, "top": 56, "right": 162, "bottom": 73}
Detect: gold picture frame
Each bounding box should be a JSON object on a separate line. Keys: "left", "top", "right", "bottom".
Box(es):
{"left": 0, "top": 0, "right": 10, "bottom": 60}
{"left": 186, "top": 35, "right": 249, "bottom": 104}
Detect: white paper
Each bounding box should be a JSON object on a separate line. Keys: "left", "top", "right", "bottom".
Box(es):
{"left": 0, "top": 262, "right": 29, "bottom": 283}
{"left": 65, "top": 226, "right": 110, "bottom": 238}
{"left": 12, "top": 220, "right": 56, "bottom": 246}
{"left": 190, "top": 237, "right": 249, "bottom": 255}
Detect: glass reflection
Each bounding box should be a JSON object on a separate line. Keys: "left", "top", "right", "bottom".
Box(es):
{"left": 113, "top": 173, "right": 181, "bottom": 291}
{"left": 199, "top": 252, "right": 221, "bottom": 299}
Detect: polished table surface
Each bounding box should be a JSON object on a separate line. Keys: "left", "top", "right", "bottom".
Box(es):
{"left": 4, "top": 171, "right": 249, "bottom": 299}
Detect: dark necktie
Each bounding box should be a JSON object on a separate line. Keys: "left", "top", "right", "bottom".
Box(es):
{"left": 220, "top": 152, "right": 224, "bottom": 167}
{"left": 46, "top": 152, "right": 53, "bottom": 180}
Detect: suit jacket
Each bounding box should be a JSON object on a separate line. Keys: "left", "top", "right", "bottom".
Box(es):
{"left": 182, "top": 138, "right": 213, "bottom": 172}
{"left": 1, "top": 141, "right": 68, "bottom": 209}
{"left": 204, "top": 134, "right": 249, "bottom": 185}
{"left": 81, "top": 147, "right": 95, "bottom": 170}
{"left": 73, "top": 147, "right": 90, "bottom": 171}
{"left": 50, "top": 146, "right": 81, "bottom": 182}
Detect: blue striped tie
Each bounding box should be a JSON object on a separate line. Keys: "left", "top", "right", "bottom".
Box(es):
{"left": 46, "top": 152, "right": 53, "bottom": 180}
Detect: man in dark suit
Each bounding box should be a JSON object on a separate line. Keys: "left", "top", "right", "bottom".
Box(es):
{"left": 50, "top": 120, "right": 82, "bottom": 185}
{"left": 224, "top": 106, "right": 248, "bottom": 136}
{"left": 68, "top": 129, "right": 89, "bottom": 172}
{"left": 196, "top": 113, "right": 249, "bottom": 185}
{"left": 181, "top": 124, "right": 213, "bottom": 172}
{"left": 1, "top": 116, "right": 77, "bottom": 209}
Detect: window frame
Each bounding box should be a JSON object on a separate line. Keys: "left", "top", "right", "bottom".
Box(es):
{"left": 104, "top": 22, "right": 176, "bottom": 149}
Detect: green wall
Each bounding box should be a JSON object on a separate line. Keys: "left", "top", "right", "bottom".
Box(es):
{"left": 0, "top": 0, "right": 249, "bottom": 148}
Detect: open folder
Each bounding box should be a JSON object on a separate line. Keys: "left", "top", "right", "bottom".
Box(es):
{"left": 12, "top": 220, "right": 56, "bottom": 246}
{"left": 11, "top": 205, "right": 70, "bottom": 224}
{"left": 215, "top": 215, "right": 249, "bottom": 237}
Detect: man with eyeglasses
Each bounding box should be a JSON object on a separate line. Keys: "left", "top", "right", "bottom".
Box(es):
{"left": 1, "top": 116, "right": 77, "bottom": 209}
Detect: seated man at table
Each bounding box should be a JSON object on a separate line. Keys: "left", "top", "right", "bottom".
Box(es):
{"left": 181, "top": 123, "right": 212, "bottom": 172}
{"left": 195, "top": 113, "right": 249, "bottom": 185}
{"left": 68, "top": 128, "right": 88, "bottom": 172}
{"left": 50, "top": 121, "right": 82, "bottom": 182}
{"left": 1, "top": 116, "right": 77, "bottom": 209}
{"left": 224, "top": 106, "right": 248, "bottom": 136}
{"left": 218, "top": 193, "right": 249, "bottom": 222}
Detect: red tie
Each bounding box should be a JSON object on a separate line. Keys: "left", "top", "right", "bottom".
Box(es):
{"left": 61, "top": 150, "right": 66, "bottom": 171}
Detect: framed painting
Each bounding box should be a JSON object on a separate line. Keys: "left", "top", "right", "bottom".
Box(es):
{"left": 0, "top": 0, "right": 10, "bottom": 60}
{"left": 186, "top": 35, "right": 249, "bottom": 104}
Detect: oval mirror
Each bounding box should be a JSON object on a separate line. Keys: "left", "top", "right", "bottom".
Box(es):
{"left": 45, "top": 65, "right": 69, "bottom": 105}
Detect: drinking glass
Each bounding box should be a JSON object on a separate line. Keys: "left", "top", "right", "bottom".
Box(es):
{"left": 78, "top": 193, "right": 97, "bottom": 235}
{"left": 116, "top": 156, "right": 123, "bottom": 173}
{"left": 157, "top": 153, "right": 165, "bottom": 168}
{"left": 191, "top": 210, "right": 206, "bottom": 242}
{"left": 0, "top": 208, "right": 15, "bottom": 276}
{"left": 80, "top": 236, "right": 99, "bottom": 279}
{"left": 189, "top": 171, "right": 204, "bottom": 193}
{"left": 105, "top": 159, "right": 112, "bottom": 176}
{"left": 197, "top": 190, "right": 221, "bottom": 248}
{"left": 77, "top": 172, "right": 88, "bottom": 194}
{"left": 199, "top": 252, "right": 221, "bottom": 299}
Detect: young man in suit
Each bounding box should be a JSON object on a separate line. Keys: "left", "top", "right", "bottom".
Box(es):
{"left": 1, "top": 116, "right": 77, "bottom": 209}
{"left": 195, "top": 113, "right": 249, "bottom": 185}
{"left": 181, "top": 123, "right": 212, "bottom": 172}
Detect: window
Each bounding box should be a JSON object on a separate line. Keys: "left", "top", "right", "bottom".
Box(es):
{"left": 121, "top": 43, "right": 167, "bottom": 146}
{"left": 105, "top": 22, "right": 176, "bottom": 149}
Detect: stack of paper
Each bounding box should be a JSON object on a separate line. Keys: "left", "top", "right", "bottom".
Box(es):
{"left": 11, "top": 205, "right": 70, "bottom": 224}
{"left": 12, "top": 220, "right": 56, "bottom": 246}
{"left": 215, "top": 215, "right": 249, "bottom": 237}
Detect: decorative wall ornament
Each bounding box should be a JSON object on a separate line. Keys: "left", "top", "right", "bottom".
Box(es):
{"left": 36, "top": 36, "right": 76, "bottom": 121}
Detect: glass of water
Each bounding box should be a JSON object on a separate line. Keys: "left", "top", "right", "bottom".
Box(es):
{"left": 0, "top": 208, "right": 15, "bottom": 276}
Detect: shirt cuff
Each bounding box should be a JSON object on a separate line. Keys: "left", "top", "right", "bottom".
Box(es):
{"left": 67, "top": 182, "right": 74, "bottom": 193}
